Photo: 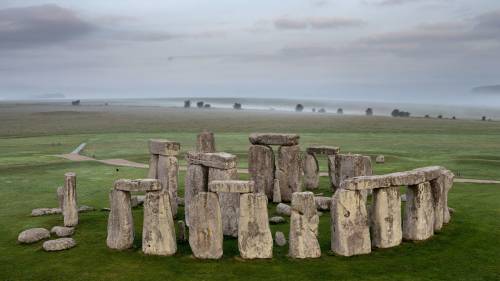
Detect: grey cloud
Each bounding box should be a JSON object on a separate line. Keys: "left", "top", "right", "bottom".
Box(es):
{"left": 274, "top": 16, "right": 364, "bottom": 30}
{"left": 364, "top": 0, "right": 451, "bottom": 6}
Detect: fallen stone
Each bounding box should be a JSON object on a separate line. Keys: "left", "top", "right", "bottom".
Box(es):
{"left": 289, "top": 192, "right": 321, "bottom": 258}
{"left": 371, "top": 187, "right": 402, "bottom": 248}
{"left": 186, "top": 151, "right": 237, "bottom": 169}
{"left": 376, "top": 155, "right": 385, "bottom": 164}
{"left": 101, "top": 208, "right": 111, "bottom": 212}
{"left": 269, "top": 216, "right": 286, "bottom": 224}
{"left": 275, "top": 231, "right": 287, "bottom": 247}
{"left": 330, "top": 154, "right": 372, "bottom": 191}
{"left": 276, "top": 203, "right": 291, "bottom": 216}
{"left": 106, "top": 189, "right": 134, "bottom": 250}
{"left": 249, "top": 133, "right": 299, "bottom": 146}
{"left": 78, "top": 205, "right": 95, "bottom": 213}
{"left": 314, "top": 196, "right": 331, "bottom": 211}
{"left": 403, "top": 182, "right": 435, "bottom": 241}
{"left": 114, "top": 179, "right": 161, "bottom": 192}
{"left": 196, "top": 130, "right": 216, "bottom": 153}
{"left": 43, "top": 238, "right": 76, "bottom": 251}
{"left": 248, "top": 144, "right": 275, "bottom": 198}
{"left": 272, "top": 179, "right": 281, "bottom": 203}
{"left": 63, "top": 172, "right": 78, "bottom": 227}
{"left": 142, "top": 191, "right": 177, "bottom": 256}
{"left": 184, "top": 164, "right": 208, "bottom": 226}
{"left": 177, "top": 220, "right": 187, "bottom": 242}
{"left": 188, "top": 192, "right": 223, "bottom": 259}
{"left": 50, "top": 226, "right": 75, "bottom": 237}
{"left": 31, "top": 208, "right": 62, "bottom": 216}
{"left": 149, "top": 139, "right": 181, "bottom": 156}
{"left": 157, "top": 155, "right": 179, "bottom": 217}
{"left": 209, "top": 180, "right": 254, "bottom": 193}
{"left": 276, "top": 145, "right": 302, "bottom": 202}
{"left": 18, "top": 228, "right": 50, "bottom": 244}
{"left": 209, "top": 167, "right": 239, "bottom": 237}
{"left": 306, "top": 146, "right": 340, "bottom": 155}
{"left": 304, "top": 153, "right": 319, "bottom": 190}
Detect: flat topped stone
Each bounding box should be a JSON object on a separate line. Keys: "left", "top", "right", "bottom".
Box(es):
{"left": 149, "top": 139, "right": 181, "bottom": 156}
{"left": 340, "top": 166, "right": 446, "bottom": 190}
{"left": 114, "top": 179, "right": 161, "bottom": 192}
{"left": 186, "top": 151, "right": 237, "bottom": 169}
{"left": 208, "top": 180, "right": 254, "bottom": 193}
{"left": 249, "top": 133, "right": 299, "bottom": 146}
{"left": 43, "top": 238, "right": 76, "bottom": 251}
{"left": 306, "top": 146, "right": 340, "bottom": 155}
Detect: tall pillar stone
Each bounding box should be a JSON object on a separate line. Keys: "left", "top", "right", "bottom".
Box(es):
{"left": 442, "top": 170, "right": 454, "bottom": 224}
{"left": 196, "top": 130, "right": 216, "bottom": 153}
{"left": 63, "top": 172, "right": 78, "bottom": 227}
{"left": 208, "top": 167, "right": 239, "bottom": 237}
{"left": 272, "top": 179, "right": 281, "bottom": 203}
{"left": 331, "top": 189, "right": 371, "bottom": 256}
{"left": 303, "top": 153, "right": 320, "bottom": 190}
{"left": 142, "top": 191, "right": 177, "bottom": 256}
{"left": 330, "top": 154, "right": 372, "bottom": 192}
{"left": 188, "top": 192, "right": 223, "bottom": 259}
{"left": 371, "top": 187, "right": 402, "bottom": 248}
{"left": 289, "top": 192, "right": 321, "bottom": 258}
{"left": 276, "top": 145, "right": 302, "bottom": 202}
{"left": 147, "top": 154, "right": 159, "bottom": 179}
{"left": 238, "top": 193, "right": 273, "bottom": 259}
{"left": 56, "top": 186, "right": 64, "bottom": 210}
{"left": 107, "top": 189, "right": 134, "bottom": 250}
{"left": 184, "top": 164, "right": 208, "bottom": 226}
{"left": 403, "top": 182, "right": 435, "bottom": 241}
{"left": 430, "top": 175, "right": 445, "bottom": 231}
{"left": 248, "top": 144, "right": 275, "bottom": 198}
{"left": 157, "top": 155, "right": 179, "bottom": 217}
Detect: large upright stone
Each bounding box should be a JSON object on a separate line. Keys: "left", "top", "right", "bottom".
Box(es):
{"left": 289, "top": 192, "right": 321, "bottom": 259}
{"left": 330, "top": 154, "right": 372, "bottom": 191}
{"left": 238, "top": 193, "right": 273, "bottom": 259}
{"left": 142, "top": 191, "right": 177, "bottom": 256}
{"left": 63, "top": 172, "right": 78, "bottom": 227}
{"left": 107, "top": 189, "right": 134, "bottom": 250}
{"left": 248, "top": 145, "right": 275, "bottom": 198}
{"left": 147, "top": 154, "right": 159, "bottom": 179}
{"left": 56, "top": 186, "right": 64, "bottom": 210}
{"left": 157, "top": 155, "right": 179, "bottom": 217}
{"left": 371, "top": 187, "right": 402, "bottom": 248}
{"left": 184, "top": 164, "right": 208, "bottom": 226}
{"left": 249, "top": 133, "right": 299, "bottom": 146}
{"left": 442, "top": 170, "right": 454, "bottom": 224}
{"left": 276, "top": 145, "right": 302, "bottom": 202}
{"left": 272, "top": 179, "right": 281, "bottom": 203}
{"left": 188, "top": 192, "right": 223, "bottom": 259}
{"left": 304, "top": 153, "right": 319, "bottom": 190}
{"left": 430, "top": 175, "right": 445, "bottom": 231}
{"left": 331, "top": 189, "right": 371, "bottom": 256}
{"left": 403, "top": 182, "right": 435, "bottom": 241}
{"left": 196, "top": 130, "right": 216, "bottom": 153}
{"left": 209, "top": 167, "right": 239, "bottom": 237}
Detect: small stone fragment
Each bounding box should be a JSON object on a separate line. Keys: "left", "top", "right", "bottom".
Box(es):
{"left": 276, "top": 203, "right": 291, "bottom": 216}
{"left": 43, "top": 238, "right": 76, "bottom": 251}
{"left": 275, "top": 231, "right": 287, "bottom": 247}
{"left": 314, "top": 196, "right": 331, "bottom": 211}
{"left": 18, "top": 228, "right": 50, "bottom": 244}
{"left": 50, "top": 226, "right": 75, "bottom": 237}
{"left": 376, "top": 155, "right": 385, "bottom": 164}
{"left": 269, "top": 216, "right": 286, "bottom": 224}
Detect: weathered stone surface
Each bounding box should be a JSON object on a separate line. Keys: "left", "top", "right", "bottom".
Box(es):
{"left": 249, "top": 133, "right": 299, "bottom": 146}
{"left": 114, "top": 178, "right": 161, "bottom": 192}
{"left": 276, "top": 145, "right": 302, "bottom": 202}
{"left": 209, "top": 167, "right": 239, "bottom": 237}
{"left": 78, "top": 205, "right": 95, "bottom": 213}
{"left": 177, "top": 196, "right": 184, "bottom": 206}
{"left": 142, "top": 191, "right": 177, "bottom": 256}
{"left": 209, "top": 180, "right": 254, "bottom": 193}
{"left": 430, "top": 175, "right": 445, "bottom": 231}
{"left": 43, "top": 238, "right": 76, "bottom": 251}
{"left": 147, "top": 154, "right": 159, "bottom": 179}
{"left": 289, "top": 192, "right": 321, "bottom": 258}
{"left": 442, "top": 170, "right": 454, "bottom": 224}
{"left": 57, "top": 186, "right": 64, "bottom": 210}
{"left": 51, "top": 226, "right": 75, "bottom": 237}
{"left": 177, "top": 220, "right": 187, "bottom": 242}
{"left": 31, "top": 208, "right": 61, "bottom": 216}
{"left": 238, "top": 193, "right": 273, "bottom": 259}
{"left": 276, "top": 203, "right": 291, "bottom": 216}
{"left": 106, "top": 189, "right": 134, "bottom": 250}
{"left": 304, "top": 153, "right": 320, "bottom": 190}
{"left": 149, "top": 139, "right": 181, "bottom": 156}
{"left": 248, "top": 145, "right": 275, "bottom": 198}
{"left": 306, "top": 146, "right": 340, "bottom": 155}
{"left": 371, "top": 187, "right": 402, "bottom": 248}
{"left": 196, "top": 130, "right": 216, "bottom": 153}
{"left": 63, "top": 172, "right": 78, "bottom": 227}
{"left": 18, "top": 228, "right": 50, "bottom": 244}
{"left": 273, "top": 179, "right": 281, "bottom": 203}
{"left": 376, "top": 155, "right": 385, "bottom": 164}
{"left": 275, "top": 231, "right": 287, "bottom": 247}
{"left": 188, "top": 192, "right": 223, "bottom": 259}
{"left": 269, "top": 216, "right": 286, "bottom": 224}
{"left": 131, "top": 196, "right": 140, "bottom": 208}
{"left": 403, "top": 182, "right": 435, "bottom": 241}
{"left": 157, "top": 155, "right": 179, "bottom": 217}
{"left": 331, "top": 189, "right": 371, "bottom": 256}
{"left": 314, "top": 196, "right": 331, "bottom": 211}
{"left": 186, "top": 151, "right": 237, "bottom": 169}
{"left": 330, "top": 154, "right": 372, "bottom": 191}
{"left": 184, "top": 164, "right": 208, "bottom": 226}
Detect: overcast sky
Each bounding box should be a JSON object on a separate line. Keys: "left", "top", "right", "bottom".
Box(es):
{"left": 0, "top": 0, "right": 499, "bottom": 104}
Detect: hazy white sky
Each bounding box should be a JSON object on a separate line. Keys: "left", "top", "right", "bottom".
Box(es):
{"left": 0, "top": 0, "right": 499, "bottom": 103}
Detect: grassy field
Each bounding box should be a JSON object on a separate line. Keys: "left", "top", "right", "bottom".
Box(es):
{"left": 0, "top": 104, "right": 499, "bottom": 280}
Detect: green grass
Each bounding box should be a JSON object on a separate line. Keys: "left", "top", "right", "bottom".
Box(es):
{"left": 0, "top": 104, "right": 499, "bottom": 280}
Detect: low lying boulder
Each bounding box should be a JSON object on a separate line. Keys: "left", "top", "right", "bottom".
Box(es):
{"left": 51, "top": 226, "right": 74, "bottom": 237}
{"left": 276, "top": 203, "right": 291, "bottom": 216}
{"left": 31, "top": 208, "right": 61, "bottom": 216}
{"left": 43, "top": 238, "right": 76, "bottom": 251}
{"left": 18, "top": 228, "right": 50, "bottom": 244}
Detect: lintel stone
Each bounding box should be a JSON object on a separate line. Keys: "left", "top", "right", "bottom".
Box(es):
{"left": 306, "top": 146, "right": 340, "bottom": 155}
{"left": 114, "top": 179, "right": 161, "bottom": 192}
{"left": 149, "top": 139, "right": 181, "bottom": 156}
{"left": 249, "top": 133, "right": 299, "bottom": 146}
{"left": 208, "top": 180, "right": 254, "bottom": 193}
{"left": 186, "top": 152, "right": 237, "bottom": 169}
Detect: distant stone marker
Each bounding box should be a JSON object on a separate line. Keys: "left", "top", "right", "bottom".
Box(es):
{"left": 196, "top": 130, "right": 216, "bottom": 153}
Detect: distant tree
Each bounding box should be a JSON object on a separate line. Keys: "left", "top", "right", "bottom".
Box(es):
{"left": 71, "top": 100, "right": 80, "bottom": 106}
{"left": 184, "top": 100, "right": 191, "bottom": 108}
{"left": 365, "top": 108, "right": 373, "bottom": 116}
{"left": 233, "top": 103, "right": 242, "bottom": 110}
{"left": 425, "top": 114, "right": 430, "bottom": 118}
{"left": 312, "top": 108, "right": 316, "bottom": 113}
{"left": 337, "top": 108, "right": 343, "bottom": 115}
{"left": 482, "top": 116, "right": 486, "bottom": 121}
{"left": 391, "top": 109, "right": 410, "bottom": 117}
{"left": 197, "top": 101, "right": 204, "bottom": 108}
{"left": 104, "top": 102, "right": 109, "bottom": 106}
{"left": 295, "top": 104, "right": 304, "bottom": 112}
{"left": 391, "top": 109, "right": 400, "bottom": 117}
{"left": 204, "top": 104, "right": 211, "bottom": 108}
{"left": 318, "top": 108, "right": 326, "bottom": 113}
{"left": 452, "top": 116, "right": 456, "bottom": 120}
{"left": 438, "top": 115, "right": 443, "bottom": 119}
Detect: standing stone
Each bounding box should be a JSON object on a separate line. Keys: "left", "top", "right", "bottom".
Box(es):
{"left": 289, "top": 192, "right": 321, "bottom": 259}
{"left": 238, "top": 193, "right": 273, "bottom": 259}
{"left": 209, "top": 167, "right": 239, "bottom": 237}
{"left": 248, "top": 145, "right": 275, "bottom": 198}
{"left": 276, "top": 145, "right": 302, "bottom": 202}
{"left": 63, "top": 172, "right": 78, "bottom": 227}
{"left": 403, "top": 182, "right": 435, "bottom": 241}
{"left": 273, "top": 179, "right": 281, "bottom": 203}
{"left": 177, "top": 220, "right": 187, "bottom": 242}
{"left": 184, "top": 164, "right": 208, "bottom": 226}
{"left": 188, "top": 192, "right": 223, "bottom": 259}
{"left": 56, "top": 186, "right": 64, "bottom": 210}
{"left": 330, "top": 154, "right": 372, "bottom": 191}
{"left": 304, "top": 153, "right": 320, "bottom": 190}
{"left": 376, "top": 155, "right": 385, "bottom": 164}
{"left": 331, "top": 189, "right": 371, "bottom": 256}
{"left": 157, "top": 155, "right": 179, "bottom": 217}
{"left": 371, "top": 187, "right": 402, "bottom": 248}
{"left": 147, "top": 154, "right": 159, "bottom": 179}
{"left": 107, "top": 189, "right": 134, "bottom": 250}
{"left": 142, "top": 191, "right": 177, "bottom": 256}
{"left": 196, "top": 130, "right": 216, "bottom": 153}
{"left": 431, "top": 175, "right": 445, "bottom": 231}
{"left": 442, "top": 170, "right": 454, "bottom": 224}
{"left": 275, "top": 231, "right": 287, "bottom": 246}
{"left": 276, "top": 203, "right": 291, "bottom": 216}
